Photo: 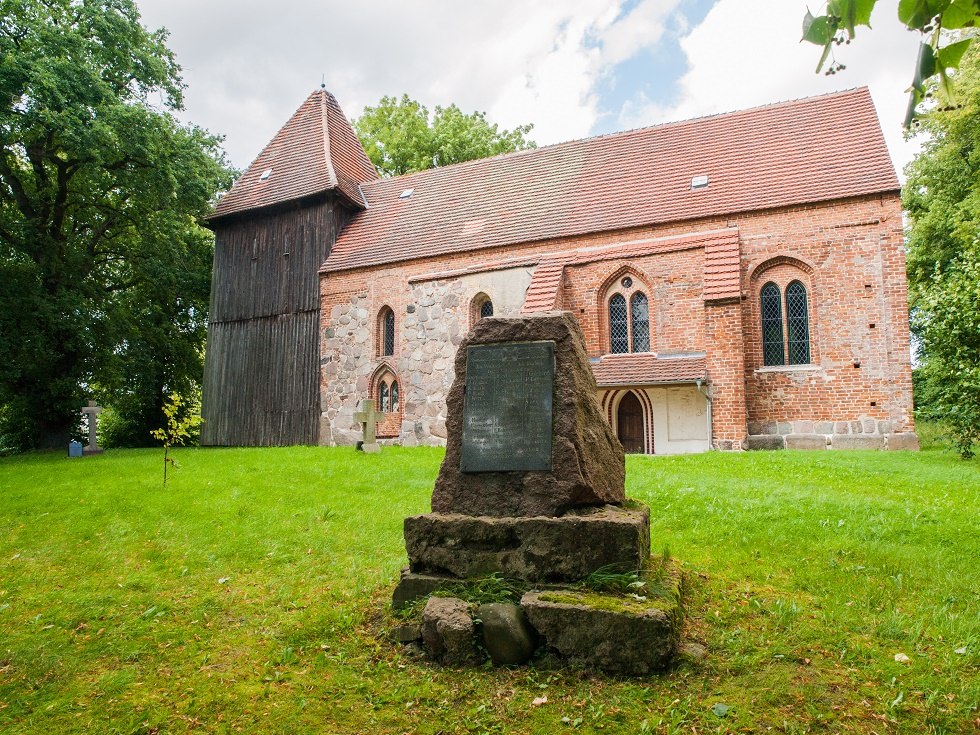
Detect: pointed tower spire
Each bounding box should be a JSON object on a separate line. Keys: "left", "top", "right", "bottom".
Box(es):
{"left": 211, "top": 89, "right": 377, "bottom": 221}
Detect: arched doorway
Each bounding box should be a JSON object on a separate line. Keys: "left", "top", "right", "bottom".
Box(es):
{"left": 617, "top": 391, "right": 645, "bottom": 453}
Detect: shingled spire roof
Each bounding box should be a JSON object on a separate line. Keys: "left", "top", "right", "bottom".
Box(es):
{"left": 211, "top": 89, "right": 378, "bottom": 221}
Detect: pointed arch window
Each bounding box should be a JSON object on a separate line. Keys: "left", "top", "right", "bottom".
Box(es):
{"left": 630, "top": 292, "right": 650, "bottom": 353}
{"left": 379, "top": 307, "right": 395, "bottom": 357}
{"left": 785, "top": 280, "right": 811, "bottom": 365}
{"left": 376, "top": 373, "right": 399, "bottom": 414}
{"left": 480, "top": 299, "right": 494, "bottom": 318}
{"left": 760, "top": 283, "right": 785, "bottom": 366}
{"left": 609, "top": 294, "right": 629, "bottom": 353}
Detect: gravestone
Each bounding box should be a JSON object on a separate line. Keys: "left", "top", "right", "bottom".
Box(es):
{"left": 353, "top": 399, "right": 381, "bottom": 453}
{"left": 393, "top": 312, "right": 683, "bottom": 675}
{"left": 81, "top": 401, "right": 103, "bottom": 455}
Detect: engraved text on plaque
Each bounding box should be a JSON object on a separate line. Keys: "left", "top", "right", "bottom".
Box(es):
{"left": 460, "top": 341, "right": 554, "bottom": 472}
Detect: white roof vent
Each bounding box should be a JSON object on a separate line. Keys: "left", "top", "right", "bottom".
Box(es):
{"left": 259, "top": 168, "right": 273, "bottom": 181}
{"left": 691, "top": 175, "right": 708, "bottom": 190}
{"left": 399, "top": 188, "right": 414, "bottom": 199}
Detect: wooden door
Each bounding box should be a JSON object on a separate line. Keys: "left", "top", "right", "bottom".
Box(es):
{"left": 617, "top": 392, "right": 645, "bottom": 453}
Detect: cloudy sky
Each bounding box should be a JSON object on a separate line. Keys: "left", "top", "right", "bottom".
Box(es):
{"left": 135, "top": 0, "right": 925, "bottom": 177}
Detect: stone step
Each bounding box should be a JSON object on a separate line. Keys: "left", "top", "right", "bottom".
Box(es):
{"left": 404, "top": 504, "right": 650, "bottom": 583}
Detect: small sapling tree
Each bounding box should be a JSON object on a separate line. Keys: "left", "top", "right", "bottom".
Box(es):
{"left": 151, "top": 392, "right": 202, "bottom": 485}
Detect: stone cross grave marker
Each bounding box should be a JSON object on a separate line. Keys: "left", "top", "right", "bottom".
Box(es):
{"left": 353, "top": 399, "right": 381, "bottom": 453}
{"left": 81, "top": 401, "right": 103, "bottom": 455}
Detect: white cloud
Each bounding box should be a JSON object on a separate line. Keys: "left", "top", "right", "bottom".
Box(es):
{"left": 135, "top": 0, "right": 922, "bottom": 177}
{"left": 616, "top": 0, "right": 924, "bottom": 176}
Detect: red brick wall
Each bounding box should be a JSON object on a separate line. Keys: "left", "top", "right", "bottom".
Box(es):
{"left": 319, "top": 192, "right": 913, "bottom": 446}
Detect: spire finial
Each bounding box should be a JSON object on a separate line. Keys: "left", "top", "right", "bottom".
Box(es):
{"left": 320, "top": 74, "right": 326, "bottom": 90}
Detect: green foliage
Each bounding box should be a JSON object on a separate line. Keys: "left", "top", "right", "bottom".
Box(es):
{"left": 802, "top": 0, "right": 979, "bottom": 125}
{"left": 0, "top": 0, "right": 234, "bottom": 450}
{"left": 150, "top": 391, "right": 202, "bottom": 484}
{"left": 905, "top": 44, "right": 980, "bottom": 457}
{"left": 354, "top": 94, "right": 536, "bottom": 177}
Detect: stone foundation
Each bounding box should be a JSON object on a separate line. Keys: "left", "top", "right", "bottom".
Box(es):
{"left": 746, "top": 419, "right": 918, "bottom": 451}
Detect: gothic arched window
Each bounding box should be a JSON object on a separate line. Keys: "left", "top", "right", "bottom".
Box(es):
{"left": 375, "top": 373, "right": 399, "bottom": 414}
{"left": 760, "top": 282, "right": 785, "bottom": 366}
{"left": 379, "top": 307, "right": 395, "bottom": 357}
{"left": 785, "top": 280, "right": 811, "bottom": 365}
{"left": 609, "top": 294, "right": 629, "bottom": 353}
{"left": 480, "top": 299, "right": 494, "bottom": 318}
{"left": 630, "top": 292, "right": 650, "bottom": 353}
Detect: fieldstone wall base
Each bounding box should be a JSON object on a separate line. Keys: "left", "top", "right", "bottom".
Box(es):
{"left": 785, "top": 433, "right": 828, "bottom": 450}
{"left": 745, "top": 434, "right": 785, "bottom": 450}
{"left": 886, "top": 433, "right": 920, "bottom": 451}
{"left": 831, "top": 434, "right": 886, "bottom": 450}
{"left": 404, "top": 504, "right": 651, "bottom": 583}
{"left": 521, "top": 584, "right": 683, "bottom": 676}
{"left": 392, "top": 569, "right": 458, "bottom": 610}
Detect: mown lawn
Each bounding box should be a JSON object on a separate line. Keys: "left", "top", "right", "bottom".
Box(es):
{"left": 0, "top": 446, "right": 977, "bottom": 734}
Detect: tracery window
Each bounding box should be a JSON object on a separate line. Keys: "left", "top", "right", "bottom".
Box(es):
{"left": 607, "top": 286, "right": 651, "bottom": 354}
{"left": 760, "top": 282, "right": 785, "bottom": 366}
{"left": 760, "top": 280, "right": 811, "bottom": 366}
{"left": 609, "top": 294, "right": 629, "bottom": 353}
{"left": 785, "top": 281, "right": 811, "bottom": 365}
{"left": 377, "top": 374, "right": 399, "bottom": 413}
{"left": 379, "top": 307, "right": 395, "bottom": 357}
{"left": 630, "top": 292, "right": 650, "bottom": 353}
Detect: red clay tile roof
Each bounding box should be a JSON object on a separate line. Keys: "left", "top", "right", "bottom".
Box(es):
{"left": 323, "top": 88, "right": 896, "bottom": 273}
{"left": 702, "top": 230, "right": 741, "bottom": 301}
{"left": 522, "top": 260, "right": 565, "bottom": 313}
{"left": 211, "top": 89, "right": 377, "bottom": 220}
{"left": 520, "top": 229, "right": 740, "bottom": 313}
{"left": 591, "top": 354, "right": 707, "bottom": 387}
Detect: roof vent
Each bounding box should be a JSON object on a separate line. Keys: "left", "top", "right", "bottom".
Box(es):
{"left": 691, "top": 175, "right": 708, "bottom": 190}
{"left": 259, "top": 168, "right": 273, "bottom": 181}
{"left": 399, "top": 188, "right": 414, "bottom": 199}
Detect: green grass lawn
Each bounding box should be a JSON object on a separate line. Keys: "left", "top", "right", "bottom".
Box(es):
{"left": 0, "top": 446, "right": 977, "bottom": 734}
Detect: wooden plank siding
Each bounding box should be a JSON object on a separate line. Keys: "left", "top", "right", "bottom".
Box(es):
{"left": 201, "top": 197, "right": 348, "bottom": 446}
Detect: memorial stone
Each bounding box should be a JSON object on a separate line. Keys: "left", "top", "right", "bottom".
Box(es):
{"left": 353, "top": 399, "right": 381, "bottom": 453}
{"left": 81, "top": 401, "right": 103, "bottom": 455}
{"left": 432, "top": 312, "right": 625, "bottom": 517}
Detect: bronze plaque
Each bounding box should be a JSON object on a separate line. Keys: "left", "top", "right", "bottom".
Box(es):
{"left": 461, "top": 341, "right": 554, "bottom": 472}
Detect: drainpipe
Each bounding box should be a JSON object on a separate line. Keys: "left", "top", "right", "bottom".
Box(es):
{"left": 695, "top": 377, "right": 713, "bottom": 448}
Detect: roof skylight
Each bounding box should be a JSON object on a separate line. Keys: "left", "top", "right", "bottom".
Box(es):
{"left": 399, "top": 188, "right": 414, "bottom": 199}
{"left": 691, "top": 175, "right": 708, "bottom": 190}
{"left": 259, "top": 168, "right": 273, "bottom": 181}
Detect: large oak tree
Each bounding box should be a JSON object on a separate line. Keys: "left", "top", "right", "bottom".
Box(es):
{"left": 0, "top": 0, "right": 233, "bottom": 450}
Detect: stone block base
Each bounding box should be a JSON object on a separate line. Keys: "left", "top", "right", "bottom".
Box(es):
{"left": 830, "top": 434, "right": 885, "bottom": 450}
{"left": 404, "top": 504, "right": 650, "bottom": 583}
{"left": 521, "top": 578, "right": 683, "bottom": 675}
{"left": 886, "top": 433, "right": 920, "bottom": 451}
{"left": 746, "top": 428, "right": 919, "bottom": 452}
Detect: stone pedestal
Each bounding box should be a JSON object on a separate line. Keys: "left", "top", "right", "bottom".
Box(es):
{"left": 391, "top": 313, "right": 683, "bottom": 676}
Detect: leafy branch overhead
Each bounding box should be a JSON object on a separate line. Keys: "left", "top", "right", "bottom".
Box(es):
{"left": 354, "top": 94, "right": 536, "bottom": 177}
{"left": 802, "top": 0, "right": 979, "bottom": 126}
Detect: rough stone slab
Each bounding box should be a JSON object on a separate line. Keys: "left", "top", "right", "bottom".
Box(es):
{"left": 392, "top": 624, "right": 422, "bottom": 643}
{"left": 831, "top": 434, "right": 884, "bottom": 450}
{"left": 432, "top": 312, "right": 625, "bottom": 517}
{"left": 745, "top": 434, "right": 785, "bottom": 451}
{"left": 776, "top": 422, "right": 792, "bottom": 435}
{"left": 392, "top": 569, "right": 459, "bottom": 610}
{"left": 791, "top": 420, "right": 814, "bottom": 434}
{"left": 886, "top": 433, "right": 920, "bottom": 451}
{"left": 814, "top": 421, "right": 834, "bottom": 435}
{"left": 421, "top": 597, "right": 480, "bottom": 665}
{"left": 521, "top": 588, "right": 682, "bottom": 675}
{"left": 478, "top": 603, "right": 537, "bottom": 666}
{"left": 785, "top": 433, "right": 827, "bottom": 450}
{"left": 405, "top": 504, "right": 650, "bottom": 583}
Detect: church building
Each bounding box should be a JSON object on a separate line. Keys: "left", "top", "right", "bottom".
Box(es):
{"left": 202, "top": 87, "right": 917, "bottom": 453}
